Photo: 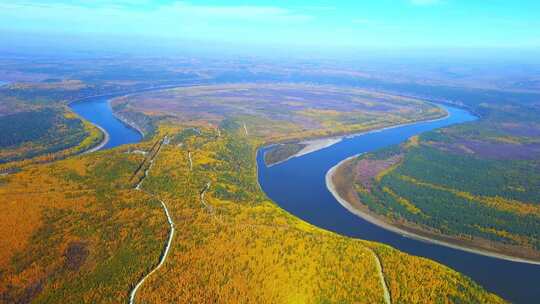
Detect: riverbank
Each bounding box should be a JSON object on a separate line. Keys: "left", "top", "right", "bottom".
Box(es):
{"left": 111, "top": 110, "right": 146, "bottom": 138}
{"left": 83, "top": 123, "right": 109, "bottom": 154}
{"left": 326, "top": 155, "right": 540, "bottom": 265}
{"left": 266, "top": 109, "right": 450, "bottom": 167}
{"left": 265, "top": 138, "right": 341, "bottom": 167}
{"left": 68, "top": 83, "right": 196, "bottom": 143}
{"left": 69, "top": 94, "right": 145, "bottom": 156}
{"left": 296, "top": 137, "right": 342, "bottom": 157}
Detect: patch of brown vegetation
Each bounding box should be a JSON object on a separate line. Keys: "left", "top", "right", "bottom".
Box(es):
{"left": 0, "top": 280, "right": 44, "bottom": 304}
{"left": 111, "top": 83, "right": 444, "bottom": 142}
{"left": 63, "top": 241, "right": 89, "bottom": 271}
{"left": 331, "top": 158, "right": 360, "bottom": 206}
{"left": 355, "top": 155, "right": 403, "bottom": 190}
{"left": 18, "top": 280, "right": 44, "bottom": 304}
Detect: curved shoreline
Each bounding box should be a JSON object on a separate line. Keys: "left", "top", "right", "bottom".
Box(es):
{"left": 70, "top": 98, "right": 145, "bottom": 140}
{"left": 69, "top": 93, "right": 146, "bottom": 155}
{"left": 112, "top": 111, "right": 145, "bottom": 138}
{"left": 325, "top": 155, "right": 540, "bottom": 266}
{"left": 83, "top": 122, "right": 110, "bottom": 154}
{"left": 267, "top": 109, "right": 450, "bottom": 167}
{"left": 67, "top": 83, "right": 198, "bottom": 142}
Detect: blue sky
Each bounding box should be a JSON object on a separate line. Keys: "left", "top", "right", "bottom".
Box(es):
{"left": 1, "top": 0, "right": 539, "bottom": 52}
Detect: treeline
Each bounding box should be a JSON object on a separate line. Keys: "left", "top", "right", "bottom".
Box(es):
{"left": 355, "top": 152, "right": 540, "bottom": 250}
{"left": 396, "top": 146, "right": 540, "bottom": 203}
{"left": 0, "top": 108, "right": 89, "bottom": 164}
{"left": 352, "top": 82, "right": 540, "bottom": 255}
{"left": 379, "top": 172, "right": 540, "bottom": 249}
{"left": 214, "top": 135, "right": 262, "bottom": 203}
{"left": 112, "top": 103, "right": 156, "bottom": 136}
{"left": 0, "top": 86, "right": 105, "bottom": 105}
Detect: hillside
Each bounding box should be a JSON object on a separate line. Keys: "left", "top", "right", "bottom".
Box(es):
{"left": 0, "top": 124, "right": 505, "bottom": 303}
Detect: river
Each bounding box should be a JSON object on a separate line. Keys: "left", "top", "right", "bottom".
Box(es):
{"left": 70, "top": 95, "right": 142, "bottom": 149}
{"left": 70, "top": 94, "right": 540, "bottom": 303}
{"left": 257, "top": 105, "right": 540, "bottom": 304}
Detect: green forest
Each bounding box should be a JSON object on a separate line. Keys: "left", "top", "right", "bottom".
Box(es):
{"left": 351, "top": 86, "right": 540, "bottom": 258}
{"left": 0, "top": 108, "right": 89, "bottom": 163}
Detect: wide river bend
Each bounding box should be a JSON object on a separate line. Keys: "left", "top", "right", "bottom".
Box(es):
{"left": 71, "top": 95, "right": 539, "bottom": 304}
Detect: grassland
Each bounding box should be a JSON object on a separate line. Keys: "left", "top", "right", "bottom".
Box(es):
{"left": 111, "top": 83, "right": 446, "bottom": 165}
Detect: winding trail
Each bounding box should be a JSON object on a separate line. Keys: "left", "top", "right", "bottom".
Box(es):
{"left": 369, "top": 249, "right": 391, "bottom": 304}
{"left": 200, "top": 182, "right": 213, "bottom": 213}
{"left": 243, "top": 122, "right": 249, "bottom": 136}
{"left": 188, "top": 151, "right": 193, "bottom": 171}
{"left": 129, "top": 137, "right": 176, "bottom": 304}
{"left": 128, "top": 195, "right": 175, "bottom": 304}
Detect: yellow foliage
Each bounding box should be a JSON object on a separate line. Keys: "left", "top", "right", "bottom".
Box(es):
{"left": 0, "top": 124, "right": 505, "bottom": 303}
{"left": 404, "top": 135, "right": 420, "bottom": 148}
{"left": 398, "top": 174, "right": 540, "bottom": 216}
{"left": 382, "top": 186, "right": 423, "bottom": 215}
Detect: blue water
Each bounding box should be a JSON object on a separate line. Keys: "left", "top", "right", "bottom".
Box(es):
{"left": 258, "top": 105, "right": 540, "bottom": 304}
{"left": 70, "top": 96, "right": 142, "bottom": 149}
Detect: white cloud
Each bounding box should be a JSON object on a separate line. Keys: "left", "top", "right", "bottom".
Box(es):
{"left": 0, "top": 1, "right": 315, "bottom": 45}
{"left": 2, "top": 1, "right": 313, "bottom": 22}
{"left": 167, "top": 2, "right": 313, "bottom": 22}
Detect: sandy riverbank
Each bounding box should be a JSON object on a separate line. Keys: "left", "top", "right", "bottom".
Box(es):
{"left": 83, "top": 123, "right": 110, "bottom": 154}
{"left": 269, "top": 110, "right": 450, "bottom": 167}
{"left": 296, "top": 137, "right": 343, "bottom": 157}
{"left": 267, "top": 137, "right": 343, "bottom": 167}
{"left": 325, "top": 156, "right": 540, "bottom": 265}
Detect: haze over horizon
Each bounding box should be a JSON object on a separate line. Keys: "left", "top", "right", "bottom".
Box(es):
{"left": 1, "top": 0, "right": 539, "bottom": 59}
{"left": 2, "top": 2, "right": 540, "bottom": 304}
